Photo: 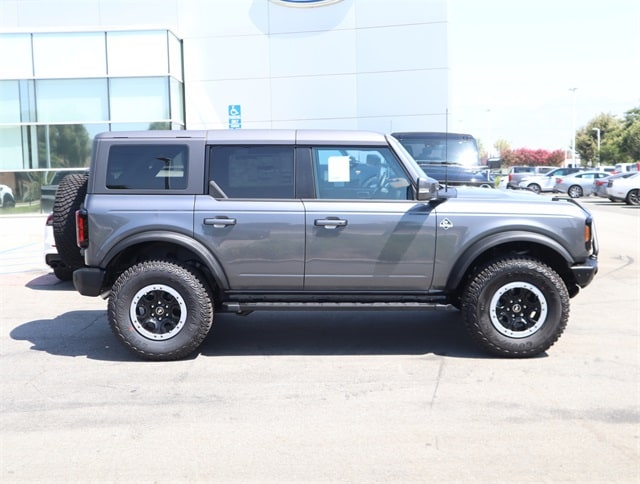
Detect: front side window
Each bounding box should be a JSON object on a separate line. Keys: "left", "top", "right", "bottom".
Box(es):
{"left": 312, "top": 147, "right": 411, "bottom": 200}
{"left": 106, "top": 144, "right": 188, "bottom": 190}
{"left": 209, "top": 145, "right": 295, "bottom": 199}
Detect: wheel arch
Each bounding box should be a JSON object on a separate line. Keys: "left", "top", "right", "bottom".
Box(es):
{"left": 446, "top": 231, "right": 577, "bottom": 297}
{"left": 102, "top": 231, "right": 229, "bottom": 293}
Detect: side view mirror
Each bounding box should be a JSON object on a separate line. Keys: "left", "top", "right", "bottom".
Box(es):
{"left": 417, "top": 177, "right": 439, "bottom": 200}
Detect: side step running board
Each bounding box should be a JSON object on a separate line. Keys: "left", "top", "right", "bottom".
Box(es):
{"left": 222, "top": 301, "right": 455, "bottom": 314}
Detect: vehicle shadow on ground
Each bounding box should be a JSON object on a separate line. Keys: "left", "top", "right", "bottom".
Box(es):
{"left": 25, "top": 272, "right": 76, "bottom": 290}
{"left": 201, "top": 310, "right": 487, "bottom": 359}
{"left": 10, "top": 309, "right": 488, "bottom": 361}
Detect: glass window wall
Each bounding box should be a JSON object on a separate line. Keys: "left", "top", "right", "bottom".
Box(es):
{"left": 33, "top": 32, "right": 107, "bottom": 78}
{"left": 36, "top": 79, "right": 109, "bottom": 123}
{"left": 0, "top": 34, "right": 33, "bottom": 79}
{"left": 0, "top": 29, "right": 185, "bottom": 214}
{"left": 107, "top": 31, "right": 169, "bottom": 76}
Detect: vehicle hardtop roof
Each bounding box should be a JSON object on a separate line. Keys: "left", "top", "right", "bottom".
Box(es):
{"left": 391, "top": 131, "right": 476, "bottom": 140}
{"left": 95, "top": 129, "right": 388, "bottom": 145}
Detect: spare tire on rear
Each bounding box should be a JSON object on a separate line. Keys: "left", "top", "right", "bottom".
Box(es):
{"left": 52, "top": 173, "right": 88, "bottom": 273}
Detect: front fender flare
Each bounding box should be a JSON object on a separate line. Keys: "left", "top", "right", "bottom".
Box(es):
{"left": 445, "top": 230, "right": 575, "bottom": 291}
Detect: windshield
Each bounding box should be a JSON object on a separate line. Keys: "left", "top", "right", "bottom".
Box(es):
{"left": 394, "top": 134, "right": 479, "bottom": 167}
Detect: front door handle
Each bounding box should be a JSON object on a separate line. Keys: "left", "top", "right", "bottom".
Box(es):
{"left": 314, "top": 218, "right": 348, "bottom": 229}
{"left": 204, "top": 217, "right": 236, "bottom": 228}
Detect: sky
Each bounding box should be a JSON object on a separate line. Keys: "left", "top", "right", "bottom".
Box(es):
{"left": 448, "top": 0, "right": 640, "bottom": 152}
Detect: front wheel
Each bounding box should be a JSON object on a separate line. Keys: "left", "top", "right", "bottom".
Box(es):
{"left": 626, "top": 189, "right": 640, "bottom": 206}
{"left": 461, "top": 257, "right": 570, "bottom": 357}
{"left": 108, "top": 260, "right": 214, "bottom": 360}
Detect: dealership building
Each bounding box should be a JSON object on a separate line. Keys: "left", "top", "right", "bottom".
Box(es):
{"left": 0, "top": 0, "right": 449, "bottom": 209}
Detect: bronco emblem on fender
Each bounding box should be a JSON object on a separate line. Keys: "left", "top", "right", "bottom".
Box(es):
{"left": 439, "top": 218, "right": 453, "bottom": 230}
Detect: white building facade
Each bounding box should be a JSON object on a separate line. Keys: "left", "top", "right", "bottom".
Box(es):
{"left": 0, "top": 0, "right": 449, "bottom": 209}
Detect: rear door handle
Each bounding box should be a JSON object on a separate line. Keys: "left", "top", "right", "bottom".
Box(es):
{"left": 204, "top": 217, "right": 236, "bottom": 228}
{"left": 314, "top": 218, "right": 348, "bottom": 229}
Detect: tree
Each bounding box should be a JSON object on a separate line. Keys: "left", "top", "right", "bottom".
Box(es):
{"left": 500, "top": 148, "right": 564, "bottom": 167}
{"left": 575, "top": 113, "right": 621, "bottom": 166}
{"left": 575, "top": 108, "right": 640, "bottom": 166}
{"left": 493, "top": 139, "right": 511, "bottom": 156}
{"left": 620, "top": 107, "right": 640, "bottom": 161}
{"left": 37, "top": 124, "right": 91, "bottom": 168}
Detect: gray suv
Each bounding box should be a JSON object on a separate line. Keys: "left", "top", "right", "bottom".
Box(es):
{"left": 62, "top": 130, "right": 598, "bottom": 360}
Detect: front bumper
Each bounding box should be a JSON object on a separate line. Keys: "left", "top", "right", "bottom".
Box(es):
{"left": 571, "top": 256, "right": 598, "bottom": 288}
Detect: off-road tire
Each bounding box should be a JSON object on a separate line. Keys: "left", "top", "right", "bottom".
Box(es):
{"left": 109, "top": 260, "right": 214, "bottom": 361}
{"left": 52, "top": 173, "right": 88, "bottom": 272}
{"left": 53, "top": 264, "right": 74, "bottom": 281}
{"left": 461, "top": 257, "right": 570, "bottom": 358}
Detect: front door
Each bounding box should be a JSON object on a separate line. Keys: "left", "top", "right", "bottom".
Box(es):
{"left": 303, "top": 146, "right": 437, "bottom": 291}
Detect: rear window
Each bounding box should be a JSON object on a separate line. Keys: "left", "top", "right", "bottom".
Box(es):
{"left": 209, "top": 145, "right": 295, "bottom": 199}
{"left": 106, "top": 144, "right": 188, "bottom": 190}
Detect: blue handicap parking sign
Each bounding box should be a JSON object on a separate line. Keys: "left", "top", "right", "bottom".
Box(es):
{"left": 228, "top": 105, "right": 241, "bottom": 117}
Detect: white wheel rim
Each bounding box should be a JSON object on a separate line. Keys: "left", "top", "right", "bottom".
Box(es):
{"left": 489, "top": 282, "right": 548, "bottom": 338}
{"left": 129, "top": 284, "right": 187, "bottom": 340}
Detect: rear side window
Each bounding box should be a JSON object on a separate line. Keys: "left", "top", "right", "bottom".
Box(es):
{"left": 209, "top": 145, "right": 295, "bottom": 199}
{"left": 106, "top": 144, "right": 188, "bottom": 190}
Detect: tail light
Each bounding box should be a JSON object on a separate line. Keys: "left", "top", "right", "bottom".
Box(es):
{"left": 76, "top": 209, "right": 89, "bottom": 249}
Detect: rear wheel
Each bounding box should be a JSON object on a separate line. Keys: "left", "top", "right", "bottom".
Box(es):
{"left": 527, "top": 183, "right": 541, "bottom": 194}
{"left": 109, "top": 260, "right": 214, "bottom": 360}
{"left": 568, "top": 185, "right": 583, "bottom": 198}
{"left": 461, "top": 257, "right": 569, "bottom": 357}
{"left": 626, "top": 189, "right": 640, "bottom": 206}
{"left": 52, "top": 173, "right": 88, "bottom": 272}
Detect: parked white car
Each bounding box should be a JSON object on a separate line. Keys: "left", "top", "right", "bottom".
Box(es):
{"left": 0, "top": 184, "right": 16, "bottom": 208}
{"left": 553, "top": 170, "right": 610, "bottom": 198}
{"left": 606, "top": 172, "right": 640, "bottom": 205}
{"left": 518, "top": 167, "right": 582, "bottom": 194}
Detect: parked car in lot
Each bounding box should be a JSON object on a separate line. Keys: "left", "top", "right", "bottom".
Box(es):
{"left": 554, "top": 170, "right": 610, "bottom": 198}
{"left": 391, "top": 132, "right": 493, "bottom": 188}
{"left": 518, "top": 167, "right": 582, "bottom": 194}
{"left": 0, "top": 184, "right": 16, "bottom": 208}
{"left": 606, "top": 172, "right": 640, "bottom": 205}
{"left": 593, "top": 172, "right": 635, "bottom": 199}
{"left": 507, "top": 166, "right": 553, "bottom": 189}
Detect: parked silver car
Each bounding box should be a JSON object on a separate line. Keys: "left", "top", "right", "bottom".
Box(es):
{"left": 554, "top": 170, "right": 610, "bottom": 198}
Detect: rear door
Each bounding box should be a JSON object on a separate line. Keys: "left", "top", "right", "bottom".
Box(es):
{"left": 303, "top": 145, "right": 437, "bottom": 291}
{"left": 193, "top": 144, "right": 305, "bottom": 290}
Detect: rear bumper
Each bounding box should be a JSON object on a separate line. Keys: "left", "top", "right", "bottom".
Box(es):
{"left": 73, "top": 267, "right": 107, "bottom": 297}
{"left": 571, "top": 256, "right": 598, "bottom": 288}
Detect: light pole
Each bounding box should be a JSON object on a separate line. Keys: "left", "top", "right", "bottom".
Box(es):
{"left": 569, "top": 87, "right": 578, "bottom": 166}
{"left": 592, "top": 127, "right": 601, "bottom": 166}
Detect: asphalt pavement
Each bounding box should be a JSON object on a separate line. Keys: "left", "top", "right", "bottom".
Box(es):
{"left": 1, "top": 197, "right": 638, "bottom": 483}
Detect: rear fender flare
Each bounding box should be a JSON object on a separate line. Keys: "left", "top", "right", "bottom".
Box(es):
{"left": 102, "top": 231, "right": 230, "bottom": 290}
